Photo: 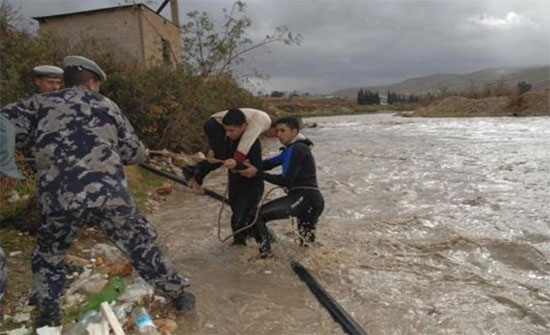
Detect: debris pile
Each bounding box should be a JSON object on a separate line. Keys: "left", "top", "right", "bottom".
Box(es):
{"left": 2, "top": 150, "right": 202, "bottom": 334}
{"left": 3, "top": 234, "right": 183, "bottom": 335}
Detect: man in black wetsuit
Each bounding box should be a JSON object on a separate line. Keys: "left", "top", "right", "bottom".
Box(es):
{"left": 241, "top": 116, "right": 324, "bottom": 258}
{"left": 187, "top": 109, "right": 264, "bottom": 246}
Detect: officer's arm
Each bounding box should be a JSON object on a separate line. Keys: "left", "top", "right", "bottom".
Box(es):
{"left": 112, "top": 102, "right": 147, "bottom": 165}
{"left": 0, "top": 96, "right": 38, "bottom": 148}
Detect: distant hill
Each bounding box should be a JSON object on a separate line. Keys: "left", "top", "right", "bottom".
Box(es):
{"left": 332, "top": 65, "right": 549, "bottom": 97}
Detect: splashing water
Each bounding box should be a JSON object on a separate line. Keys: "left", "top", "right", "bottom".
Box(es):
{"left": 151, "top": 113, "right": 550, "bottom": 335}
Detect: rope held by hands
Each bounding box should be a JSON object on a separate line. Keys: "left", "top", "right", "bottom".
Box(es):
{"left": 140, "top": 163, "right": 367, "bottom": 335}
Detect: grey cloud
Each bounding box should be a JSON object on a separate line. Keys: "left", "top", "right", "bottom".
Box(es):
{"left": 14, "top": 0, "right": 550, "bottom": 94}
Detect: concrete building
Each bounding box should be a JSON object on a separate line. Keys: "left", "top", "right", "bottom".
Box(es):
{"left": 33, "top": 2, "right": 181, "bottom": 67}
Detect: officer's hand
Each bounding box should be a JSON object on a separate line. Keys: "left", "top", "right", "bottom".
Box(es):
{"left": 188, "top": 177, "right": 205, "bottom": 195}
{"left": 223, "top": 159, "right": 237, "bottom": 170}
{"left": 239, "top": 165, "right": 257, "bottom": 178}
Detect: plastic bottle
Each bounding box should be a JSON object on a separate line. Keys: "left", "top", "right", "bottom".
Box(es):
{"left": 78, "top": 276, "right": 127, "bottom": 319}
{"left": 62, "top": 310, "right": 102, "bottom": 335}
{"left": 131, "top": 306, "right": 160, "bottom": 335}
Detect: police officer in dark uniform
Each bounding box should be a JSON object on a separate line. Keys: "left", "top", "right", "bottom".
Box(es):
{"left": 0, "top": 56, "right": 195, "bottom": 328}
{"left": 32, "top": 65, "right": 64, "bottom": 93}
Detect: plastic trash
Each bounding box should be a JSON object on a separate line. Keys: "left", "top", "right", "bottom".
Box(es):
{"left": 113, "top": 301, "right": 134, "bottom": 324}
{"left": 61, "top": 310, "right": 101, "bottom": 335}
{"left": 131, "top": 306, "right": 160, "bottom": 335}
{"left": 118, "top": 277, "right": 155, "bottom": 303}
{"left": 78, "top": 276, "right": 126, "bottom": 319}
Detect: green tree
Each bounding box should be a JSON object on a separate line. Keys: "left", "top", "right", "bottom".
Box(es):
{"left": 517, "top": 81, "right": 532, "bottom": 95}
{"left": 181, "top": 1, "right": 302, "bottom": 79}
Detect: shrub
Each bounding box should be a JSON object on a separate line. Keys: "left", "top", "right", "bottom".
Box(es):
{"left": 0, "top": 4, "right": 264, "bottom": 221}
{"left": 0, "top": 11, "right": 263, "bottom": 152}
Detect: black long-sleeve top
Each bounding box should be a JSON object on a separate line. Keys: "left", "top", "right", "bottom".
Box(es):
{"left": 258, "top": 138, "right": 319, "bottom": 190}
{"left": 194, "top": 137, "right": 263, "bottom": 193}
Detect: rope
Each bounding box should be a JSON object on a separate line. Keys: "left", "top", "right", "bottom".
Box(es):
{"left": 212, "top": 182, "right": 367, "bottom": 335}
{"left": 216, "top": 182, "right": 231, "bottom": 242}
{"left": 143, "top": 163, "right": 366, "bottom": 334}
{"left": 141, "top": 163, "right": 367, "bottom": 334}
{"left": 216, "top": 184, "right": 321, "bottom": 243}
{"left": 216, "top": 185, "right": 284, "bottom": 242}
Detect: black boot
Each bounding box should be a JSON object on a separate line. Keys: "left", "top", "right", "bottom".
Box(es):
{"left": 182, "top": 165, "right": 197, "bottom": 181}
{"left": 28, "top": 291, "right": 38, "bottom": 306}
{"left": 254, "top": 219, "right": 272, "bottom": 258}
{"left": 297, "top": 222, "right": 316, "bottom": 246}
{"left": 232, "top": 234, "right": 247, "bottom": 246}
{"left": 35, "top": 309, "right": 61, "bottom": 328}
{"left": 173, "top": 291, "right": 196, "bottom": 312}
{"left": 259, "top": 238, "right": 272, "bottom": 259}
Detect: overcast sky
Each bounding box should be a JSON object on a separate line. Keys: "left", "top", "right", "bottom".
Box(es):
{"left": 13, "top": 0, "right": 550, "bottom": 94}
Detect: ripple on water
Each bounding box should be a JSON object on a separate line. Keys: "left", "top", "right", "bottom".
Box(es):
{"left": 152, "top": 114, "right": 550, "bottom": 335}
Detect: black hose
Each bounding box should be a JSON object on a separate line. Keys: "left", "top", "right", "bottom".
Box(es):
{"left": 291, "top": 261, "right": 368, "bottom": 335}
{"left": 138, "top": 163, "right": 229, "bottom": 204}
{"left": 140, "top": 162, "right": 367, "bottom": 334}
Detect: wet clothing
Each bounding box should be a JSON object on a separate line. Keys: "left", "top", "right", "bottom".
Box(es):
{"left": 192, "top": 122, "right": 264, "bottom": 244}
{"left": 256, "top": 135, "right": 324, "bottom": 252}
{"left": 185, "top": 109, "right": 270, "bottom": 241}
{"left": 0, "top": 86, "right": 191, "bottom": 326}
{"left": 202, "top": 116, "right": 226, "bottom": 164}
{"left": 211, "top": 108, "right": 271, "bottom": 161}
{"left": 259, "top": 134, "right": 318, "bottom": 190}
{"left": 225, "top": 138, "right": 264, "bottom": 244}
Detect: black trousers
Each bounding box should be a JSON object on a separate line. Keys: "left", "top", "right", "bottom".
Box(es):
{"left": 256, "top": 189, "right": 324, "bottom": 244}
{"left": 228, "top": 177, "right": 264, "bottom": 244}
{"left": 203, "top": 117, "right": 225, "bottom": 159}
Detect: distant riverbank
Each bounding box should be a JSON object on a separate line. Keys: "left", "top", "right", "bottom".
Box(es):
{"left": 411, "top": 91, "right": 549, "bottom": 117}
{"left": 263, "top": 92, "right": 549, "bottom": 119}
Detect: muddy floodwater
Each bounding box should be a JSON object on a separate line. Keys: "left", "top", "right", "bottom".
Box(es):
{"left": 150, "top": 113, "right": 550, "bottom": 335}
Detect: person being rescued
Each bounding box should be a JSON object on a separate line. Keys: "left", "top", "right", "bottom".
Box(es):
{"left": 182, "top": 107, "right": 276, "bottom": 191}
{"left": 240, "top": 116, "right": 325, "bottom": 258}
{"left": 185, "top": 109, "right": 266, "bottom": 248}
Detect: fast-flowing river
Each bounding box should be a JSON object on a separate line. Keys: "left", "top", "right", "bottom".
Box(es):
{"left": 150, "top": 113, "right": 550, "bottom": 335}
